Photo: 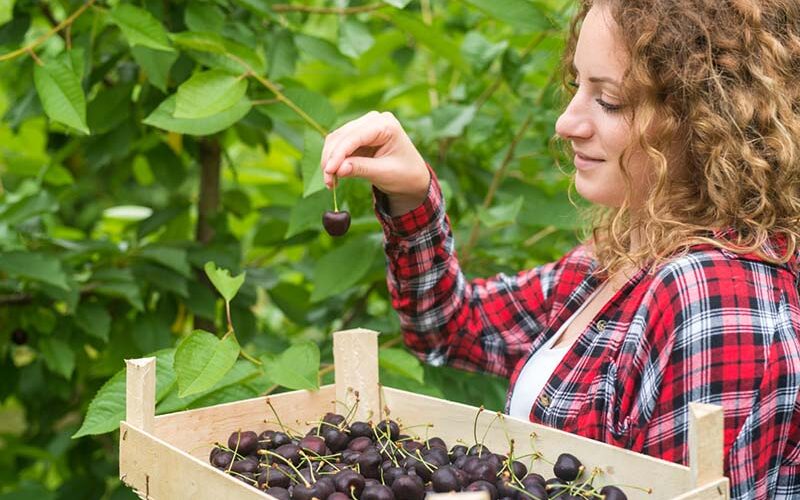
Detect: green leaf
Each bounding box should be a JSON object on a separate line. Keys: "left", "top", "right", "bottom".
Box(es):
{"left": 171, "top": 31, "right": 265, "bottom": 74}
{"left": 477, "top": 196, "right": 524, "bottom": 228}
{"left": 143, "top": 94, "right": 251, "bottom": 135}
{"left": 430, "top": 104, "right": 477, "bottom": 139}
{"left": 75, "top": 302, "right": 112, "bottom": 342}
{"left": 0, "top": 251, "right": 69, "bottom": 290}
{"left": 203, "top": 262, "right": 245, "bottom": 303}
{"left": 39, "top": 337, "right": 75, "bottom": 379}
{"left": 311, "top": 235, "right": 382, "bottom": 302}
{"left": 174, "top": 329, "right": 240, "bottom": 398}
{"left": 131, "top": 46, "right": 178, "bottom": 92}
{"left": 265, "top": 342, "right": 320, "bottom": 391}
{"left": 339, "top": 19, "right": 375, "bottom": 59}
{"left": 33, "top": 59, "right": 89, "bottom": 134}
{"left": 267, "top": 282, "right": 311, "bottom": 325}
{"left": 285, "top": 189, "right": 329, "bottom": 238}
{"left": 138, "top": 246, "right": 191, "bottom": 278}
{"left": 379, "top": 347, "right": 424, "bottom": 384}
{"left": 110, "top": 4, "right": 174, "bottom": 52}
{"left": 267, "top": 29, "right": 297, "bottom": 80}
{"left": 170, "top": 31, "right": 227, "bottom": 54}
{"left": 184, "top": 2, "right": 225, "bottom": 33}
{"left": 462, "top": 0, "right": 552, "bottom": 32}
{"left": 265, "top": 86, "right": 336, "bottom": 131}
{"left": 175, "top": 70, "right": 249, "bottom": 119}
{"left": 87, "top": 83, "right": 133, "bottom": 135}
{"left": 0, "top": 191, "right": 58, "bottom": 226}
{"left": 91, "top": 268, "right": 144, "bottom": 311}
{"left": 386, "top": 10, "right": 470, "bottom": 73}
{"left": 294, "top": 34, "right": 356, "bottom": 74}
{"left": 302, "top": 128, "right": 325, "bottom": 197}
{"left": 157, "top": 359, "right": 258, "bottom": 413}
{"left": 73, "top": 350, "right": 176, "bottom": 438}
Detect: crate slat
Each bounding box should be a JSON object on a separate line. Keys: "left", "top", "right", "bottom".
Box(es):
{"left": 333, "top": 328, "right": 381, "bottom": 422}
{"left": 126, "top": 357, "right": 156, "bottom": 433}
{"left": 120, "top": 422, "right": 271, "bottom": 499}
{"left": 689, "top": 402, "right": 724, "bottom": 488}
{"left": 671, "top": 478, "right": 730, "bottom": 500}
{"left": 153, "top": 386, "right": 337, "bottom": 461}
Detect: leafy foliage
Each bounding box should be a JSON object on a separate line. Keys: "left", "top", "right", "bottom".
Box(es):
{"left": 0, "top": 0, "right": 582, "bottom": 497}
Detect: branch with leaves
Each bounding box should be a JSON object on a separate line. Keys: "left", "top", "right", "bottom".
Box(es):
{"left": 0, "top": 0, "right": 97, "bottom": 63}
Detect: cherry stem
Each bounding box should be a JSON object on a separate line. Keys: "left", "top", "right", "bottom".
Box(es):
{"left": 506, "top": 482, "right": 546, "bottom": 500}
{"left": 333, "top": 176, "right": 340, "bottom": 212}
{"left": 299, "top": 451, "right": 316, "bottom": 482}
{"left": 473, "top": 405, "right": 484, "bottom": 450}
{"left": 265, "top": 399, "right": 298, "bottom": 438}
{"left": 480, "top": 411, "right": 502, "bottom": 449}
{"left": 213, "top": 441, "right": 247, "bottom": 461}
{"left": 259, "top": 449, "right": 309, "bottom": 487}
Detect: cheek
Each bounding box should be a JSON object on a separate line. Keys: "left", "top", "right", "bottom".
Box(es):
{"left": 600, "top": 115, "right": 633, "bottom": 159}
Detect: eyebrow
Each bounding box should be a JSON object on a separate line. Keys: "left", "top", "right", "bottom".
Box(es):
{"left": 572, "top": 63, "right": 620, "bottom": 87}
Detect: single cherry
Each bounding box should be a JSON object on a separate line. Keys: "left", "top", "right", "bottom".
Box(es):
{"left": 553, "top": 452, "right": 584, "bottom": 482}
{"left": 599, "top": 485, "right": 629, "bottom": 500}
{"left": 11, "top": 329, "right": 28, "bottom": 345}
{"left": 228, "top": 430, "right": 258, "bottom": 456}
{"left": 322, "top": 210, "right": 350, "bottom": 236}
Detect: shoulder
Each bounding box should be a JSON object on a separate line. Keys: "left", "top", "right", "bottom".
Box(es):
{"left": 651, "top": 243, "right": 795, "bottom": 293}
{"left": 644, "top": 243, "right": 798, "bottom": 329}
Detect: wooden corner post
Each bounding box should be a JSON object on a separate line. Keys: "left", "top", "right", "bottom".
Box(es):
{"left": 333, "top": 328, "right": 381, "bottom": 423}
{"left": 688, "top": 402, "right": 724, "bottom": 488}
{"left": 125, "top": 357, "right": 157, "bottom": 433}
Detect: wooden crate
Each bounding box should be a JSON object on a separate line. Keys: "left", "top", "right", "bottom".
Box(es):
{"left": 119, "top": 328, "right": 730, "bottom": 500}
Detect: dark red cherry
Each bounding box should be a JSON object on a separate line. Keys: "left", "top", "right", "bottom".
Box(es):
{"left": 228, "top": 430, "right": 258, "bottom": 456}
{"left": 11, "top": 329, "right": 28, "bottom": 345}
{"left": 299, "top": 435, "right": 328, "bottom": 456}
{"left": 322, "top": 210, "right": 351, "bottom": 236}
{"left": 553, "top": 452, "right": 584, "bottom": 482}
{"left": 431, "top": 466, "right": 462, "bottom": 492}
{"left": 391, "top": 473, "right": 425, "bottom": 500}
{"left": 599, "top": 485, "right": 628, "bottom": 500}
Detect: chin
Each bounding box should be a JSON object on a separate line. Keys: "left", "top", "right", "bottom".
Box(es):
{"left": 574, "top": 175, "right": 623, "bottom": 208}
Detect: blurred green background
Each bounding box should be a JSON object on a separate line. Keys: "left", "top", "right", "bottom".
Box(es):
{"left": 0, "top": 0, "right": 584, "bottom": 497}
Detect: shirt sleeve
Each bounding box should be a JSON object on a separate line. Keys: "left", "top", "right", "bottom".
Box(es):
{"left": 638, "top": 255, "right": 800, "bottom": 499}
{"left": 372, "top": 165, "right": 576, "bottom": 377}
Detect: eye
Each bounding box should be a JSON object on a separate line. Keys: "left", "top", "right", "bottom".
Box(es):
{"left": 596, "top": 99, "right": 623, "bottom": 113}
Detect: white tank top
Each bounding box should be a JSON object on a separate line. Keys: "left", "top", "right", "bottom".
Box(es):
{"left": 507, "top": 287, "right": 602, "bottom": 419}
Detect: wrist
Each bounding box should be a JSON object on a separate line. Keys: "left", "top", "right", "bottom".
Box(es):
{"left": 387, "top": 169, "right": 431, "bottom": 216}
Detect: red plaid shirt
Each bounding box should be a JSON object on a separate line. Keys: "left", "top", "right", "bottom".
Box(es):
{"left": 374, "top": 170, "right": 800, "bottom": 499}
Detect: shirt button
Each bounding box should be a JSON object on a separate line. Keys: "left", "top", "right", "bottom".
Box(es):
{"left": 596, "top": 320, "right": 607, "bottom": 331}
{"left": 539, "top": 394, "right": 550, "bottom": 407}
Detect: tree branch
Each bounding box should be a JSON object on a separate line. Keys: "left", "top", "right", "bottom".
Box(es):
{"left": 459, "top": 112, "right": 534, "bottom": 263}
{"left": 0, "top": 0, "right": 97, "bottom": 62}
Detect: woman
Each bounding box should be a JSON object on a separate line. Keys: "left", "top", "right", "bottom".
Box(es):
{"left": 319, "top": 0, "right": 800, "bottom": 497}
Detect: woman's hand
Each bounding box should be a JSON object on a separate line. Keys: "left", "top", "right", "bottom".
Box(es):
{"left": 320, "top": 111, "right": 430, "bottom": 216}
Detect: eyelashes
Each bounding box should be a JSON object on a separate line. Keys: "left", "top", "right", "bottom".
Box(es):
{"left": 567, "top": 81, "right": 624, "bottom": 113}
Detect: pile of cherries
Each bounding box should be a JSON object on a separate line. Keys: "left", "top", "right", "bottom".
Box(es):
{"left": 208, "top": 412, "right": 629, "bottom": 500}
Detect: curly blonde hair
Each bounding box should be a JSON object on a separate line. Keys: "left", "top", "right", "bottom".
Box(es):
{"left": 561, "top": 0, "right": 800, "bottom": 276}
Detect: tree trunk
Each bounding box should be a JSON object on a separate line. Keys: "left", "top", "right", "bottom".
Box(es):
{"left": 194, "top": 137, "right": 221, "bottom": 332}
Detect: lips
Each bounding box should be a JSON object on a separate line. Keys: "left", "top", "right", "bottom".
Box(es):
{"left": 573, "top": 151, "right": 605, "bottom": 171}
{"left": 574, "top": 151, "right": 604, "bottom": 161}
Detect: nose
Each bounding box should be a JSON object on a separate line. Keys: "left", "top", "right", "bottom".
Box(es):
{"left": 555, "top": 93, "right": 593, "bottom": 141}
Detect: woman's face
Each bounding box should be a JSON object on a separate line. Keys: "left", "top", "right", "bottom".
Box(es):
{"left": 555, "top": 3, "right": 649, "bottom": 208}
